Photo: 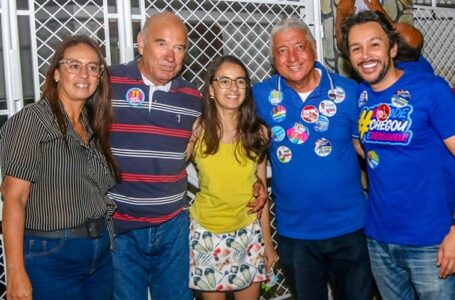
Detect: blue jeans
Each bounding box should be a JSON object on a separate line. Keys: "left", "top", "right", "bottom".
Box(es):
{"left": 277, "top": 230, "right": 372, "bottom": 300}
{"left": 24, "top": 228, "right": 113, "bottom": 300}
{"left": 368, "top": 238, "right": 455, "bottom": 300}
{"left": 112, "top": 211, "right": 192, "bottom": 300}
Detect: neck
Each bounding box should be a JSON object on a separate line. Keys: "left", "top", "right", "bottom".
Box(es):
{"left": 371, "top": 65, "right": 404, "bottom": 92}
{"left": 287, "top": 68, "right": 320, "bottom": 93}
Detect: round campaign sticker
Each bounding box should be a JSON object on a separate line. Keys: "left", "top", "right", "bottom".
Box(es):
{"left": 396, "top": 89, "right": 411, "bottom": 101}
{"left": 375, "top": 103, "right": 391, "bottom": 122}
{"left": 286, "top": 123, "right": 309, "bottom": 144}
{"left": 319, "top": 100, "right": 337, "bottom": 117}
{"left": 271, "top": 126, "right": 286, "bottom": 142}
{"left": 328, "top": 86, "right": 346, "bottom": 104}
{"left": 358, "top": 90, "right": 368, "bottom": 107}
{"left": 391, "top": 95, "right": 408, "bottom": 108}
{"left": 314, "top": 115, "right": 330, "bottom": 132}
{"left": 367, "top": 150, "right": 379, "bottom": 169}
{"left": 268, "top": 90, "right": 283, "bottom": 105}
{"left": 277, "top": 146, "right": 292, "bottom": 163}
{"left": 271, "top": 104, "right": 287, "bottom": 122}
{"left": 301, "top": 105, "right": 319, "bottom": 123}
{"left": 126, "top": 88, "right": 145, "bottom": 106}
{"left": 314, "top": 138, "right": 332, "bottom": 157}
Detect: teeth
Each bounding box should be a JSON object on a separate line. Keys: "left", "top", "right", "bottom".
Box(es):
{"left": 361, "top": 62, "right": 377, "bottom": 69}
{"left": 75, "top": 83, "right": 89, "bottom": 88}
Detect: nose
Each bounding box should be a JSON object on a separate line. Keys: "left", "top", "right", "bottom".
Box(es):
{"left": 164, "top": 48, "right": 176, "bottom": 62}
{"left": 287, "top": 49, "right": 298, "bottom": 62}
{"left": 229, "top": 80, "right": 240, "bottom": 91}
{"left": 78, "top": 65, "right": 89, "bottom": 78}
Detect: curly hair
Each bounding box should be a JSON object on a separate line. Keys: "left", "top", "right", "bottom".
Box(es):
{"left": 199, "top": 55, "right": 270, "bottom": 163}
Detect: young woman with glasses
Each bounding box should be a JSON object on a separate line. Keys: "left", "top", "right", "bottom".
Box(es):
{"left": 186, "top": 55, "right": 277, "bottom": 300}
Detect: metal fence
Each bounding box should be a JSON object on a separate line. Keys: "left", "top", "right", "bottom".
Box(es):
{"left": 414, "top": 1, "right": 455, "bottom": 86}
{"left": 0, "top": 1, "right": 323, "bottom": 299}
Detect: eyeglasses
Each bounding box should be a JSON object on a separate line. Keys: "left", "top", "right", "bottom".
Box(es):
{"left": 59, "top": 59, "right": 104, "bottom": 77}
{"left": 212, "top": 77, "right": 249, "bottom": 89}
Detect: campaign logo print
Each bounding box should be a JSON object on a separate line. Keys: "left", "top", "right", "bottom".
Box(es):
{"left": 286, "top": 123, "right": 309, "bottom": 144}
{"left": 277, "top": 146, "right": 292, "bottom": 163}
{"left": 126, "top": 88, "right": 145, "bottom": 106}
{"left": 314, "top": 138, "right": 332, "bottom": 157}
{"left": 391, "top": 89, "right": 411, "bottom": 108}
{"left": 268, "top": 90, "right": 283, "bottom": 105}
{"left": 358, "top": 90, "right": 368, "bottom": 107}
{"left": 301, "top": 105, "right": 319, "bottom": 123}
{"left": 367, "top": 150, "right": 379, "bottom": 169}
{"left": 319, "top": 100, "right": 337, "bottom": 117}
{"left": 271, "top": 126, "right": 286, "bottom": 142}
{"left": 358, "top": 103, "right": 414, "bottom": 146}
{"left": 271, "top": 105, "right": 287, "bottom": 122}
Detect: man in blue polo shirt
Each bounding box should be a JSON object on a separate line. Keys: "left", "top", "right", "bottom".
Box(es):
{"left": 253, "top": 18, "right": 372, "bottom": 300}
{"left": 342, "top": 10, "right": 455, "bottom": 299}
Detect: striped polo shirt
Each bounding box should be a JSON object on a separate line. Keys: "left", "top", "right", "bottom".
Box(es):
{"left": 109, "top": 59, "right": 202, "bottom": 234}
{"left": 0, "top": 99, "right": 116, "bottom": 232}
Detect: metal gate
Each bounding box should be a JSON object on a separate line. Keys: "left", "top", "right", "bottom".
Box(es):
{"left": 0, "top": 1, "right": 324, "bottom": 299}
{"left": 414, "top": 0, "right": 455, "bottom": 86}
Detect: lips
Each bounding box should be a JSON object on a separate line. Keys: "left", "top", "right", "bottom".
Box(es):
{"left": 75, "top": 83, "right": 89, "bottom": 88}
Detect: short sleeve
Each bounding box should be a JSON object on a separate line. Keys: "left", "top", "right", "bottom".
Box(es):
{"left": 428, "top": 76, "right": 455, "bottom": 140}
{"left": 0, "top": 108, "right": 46, "bottom": 182}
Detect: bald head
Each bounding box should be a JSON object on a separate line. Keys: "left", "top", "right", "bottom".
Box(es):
{"left": 141, "top": 12, "right": 188, "bottom": 43}
{"left": 393, "top": 22, "right": 423, "bottom": 53}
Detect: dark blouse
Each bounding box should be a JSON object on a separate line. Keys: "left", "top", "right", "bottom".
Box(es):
{"left": 0, "top": 99, "right": 116, "bottom": 236}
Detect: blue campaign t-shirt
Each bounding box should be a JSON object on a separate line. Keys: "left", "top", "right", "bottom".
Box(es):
{"left": 396, "top": 55, "right": 434, "bottom": 75}
{"left": 253, "top": 62, "right": 366, "bottom": 240}
{"left": 358, "top": 71, "right": 455, "bottom": 246}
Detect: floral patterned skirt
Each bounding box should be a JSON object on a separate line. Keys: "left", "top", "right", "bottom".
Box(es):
{"left": 189, "top": 218, "right": 266, "bottom": 291}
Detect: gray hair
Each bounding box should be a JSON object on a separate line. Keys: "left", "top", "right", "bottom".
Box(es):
{"left": 269, "top": 18, "right": 316, "bottom": 58}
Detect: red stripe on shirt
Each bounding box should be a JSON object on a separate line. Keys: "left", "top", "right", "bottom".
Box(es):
{"left": 113, "top": 208, "right": 183, "bottom": 223}
{"left": 171, "top": 87, "right": 201, "bottom": 98}
{"left": 121, "top": 170, "right": 187, "bottom": 183}
{"left": 111, "top": 76, "right": 144, "bottom": 85}
{"left": 111, "top": 123, "right": 192, "bottom": 138}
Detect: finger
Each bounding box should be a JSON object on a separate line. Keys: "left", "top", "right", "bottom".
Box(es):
{"left": 437, "top": 248, "right": 444, "bottom": 266}
{"left": 439, "top": 258, "right": 450, "bottom": 278}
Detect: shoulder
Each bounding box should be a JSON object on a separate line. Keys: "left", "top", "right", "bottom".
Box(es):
{"left": 253, "top": 76, "right": 276, "bottom": 94}
{"left": 330, "top": 72, "right": 358, "bottom": 91}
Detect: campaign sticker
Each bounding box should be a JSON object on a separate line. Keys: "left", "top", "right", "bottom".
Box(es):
{"left": 314, "top": 138, "right": 332, "bottom": 157}
{"left": 271, "top": 105, "right": 287, "bottom": 122}
{"left": 358, "top": 90, "right": 368, "bottom": 107}
{"left": 375, "top": 103, "right": 391, "bottom": 122}
{"left": 286, "top": 123, "right": 309, "bottom": 144}
{"left": 268, "top": 90, "right": 283, "bottom": 105}
{"left": 126, "top": 88, "right": 145, "bottom": 106}
{"left": 319, "top": 100, "right": 337, "bottom": 117}
{"left": 301, "top": 105, "right": 319, "bottom": 123}
{"left": 271, "top": 126, "right": 286, "bottom": 142}
{"left": 396, "top": 89, "right": 411, "bottom": 101}
{"left": 314, "top": 115, "right": 330, "bottom": 132}
{"left": 391, "top": 95, "right": 409, "bottom": 108}
{"left": 367, "top": 150, "right": 379, "bottom": 169}
{"left": 277, "top": 146, "right": 292, "bottom": 163}
{"left": 328, "top": 86, "right": 346, "bottom": 103}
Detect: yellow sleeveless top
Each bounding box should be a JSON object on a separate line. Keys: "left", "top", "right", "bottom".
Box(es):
{"left": 189, "top": 139, "right": 258, "bottom": 233}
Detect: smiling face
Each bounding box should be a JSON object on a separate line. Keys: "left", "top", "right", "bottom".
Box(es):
{"left": 137, "top": 14, "right": 187, "bottom": 86}
{"left": 54, "top": 43, "right": 101, "bottom": 104}
{"left": 348, "top": 21, "right": 399, "bottom": 91}
{"left": 209, "top": 62, "right": 247, "bottom": 113}
{"left": 272, "top": 28, "right": 317, "bottom": 91}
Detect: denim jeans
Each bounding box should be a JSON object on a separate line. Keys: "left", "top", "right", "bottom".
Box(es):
{"left": 368, "top": 238, "right": 455, "bottom": 300}
{"left": 112, "top": 211, "right": 192, "bottom": 300}
{"left": 24, "top": 228, "right": 113, "bottom": 300}
{"left": 277, "top": 229, "right": 372, "bottom": 300}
